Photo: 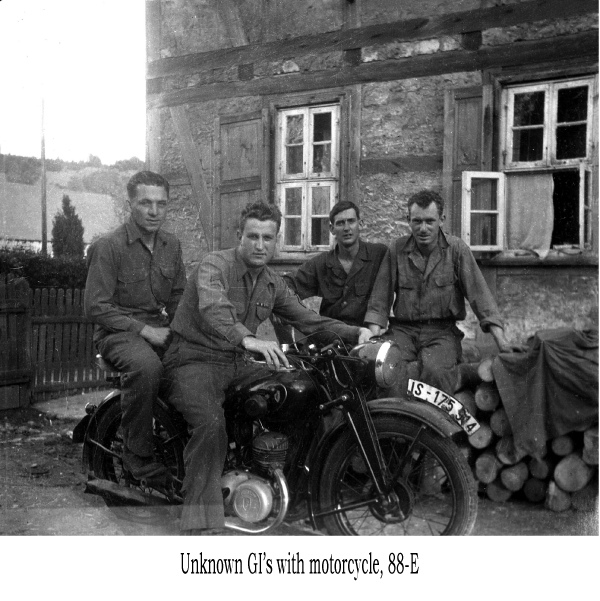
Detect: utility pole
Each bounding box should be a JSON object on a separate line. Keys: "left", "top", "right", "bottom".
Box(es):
{"left": 41, "top": 98, "right": 47, "bottom": 255}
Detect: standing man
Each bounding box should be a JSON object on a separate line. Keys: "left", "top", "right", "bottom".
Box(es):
{"left": 365, "top": 189, "right": 511, "bottom": 397}
{"left": 285, "top": 201, "right": 387, "bottom": 327}
{"left": 84, "top": 171, "right": 186, "bottom": 480}
{"left": 163, "top": 201, "right": 373, "bottom": 535}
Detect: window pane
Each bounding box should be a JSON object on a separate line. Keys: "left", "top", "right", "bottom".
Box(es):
{"left": 313, "top": 113, "right": 332, "bottom": 142}
{"left": 551, "top": 170, "right": 579, "bottom": 246}
{"left": 311, "top": 186, "right": 330, "bottom": 215}
{"left": 313, "top": 144, "right": 331, "bottom": 173}
{"left": 556, "top": 124, "right": 587, "bottom": 160}
{"left": 284, "top": 218, "right": 302, "bottom": 246}
{"left": 470, "top": 179, "right": 497, "bottom": 211}
{"left": 285, "top": 187, "right": 302, "bottom": 215}
{"left": 311, "top": 217, "right": 330, "bottom": 246}
{"left": 512, "top": 127, "right": 544, "bottom": 162}
{"left": 470, "top": 214, "right": 497, "bottom": 247}
{"left": 286, "top": 146, "right": 304, "bottom": 174}
{"left": 557, "top": 86, "right": 588, "bottom": 123}
{"left": 286, "top": 115, "right": 304, "bottom": 144}
{"left": 513, "top": 91, "right": 545, "bottom": 126}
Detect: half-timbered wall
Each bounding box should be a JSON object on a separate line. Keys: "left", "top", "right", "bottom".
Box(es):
{"left": 146, "top": 0, "right": 599, "bottom": 344}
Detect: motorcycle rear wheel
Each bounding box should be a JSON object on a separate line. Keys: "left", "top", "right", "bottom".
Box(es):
{"left": 90, "top": 398, "right": 185, "bottom": 521}
{"left": 318, "top": 415, "right": 477, "bottom": 536}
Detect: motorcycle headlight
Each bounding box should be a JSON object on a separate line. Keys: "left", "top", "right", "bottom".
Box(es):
{"left": 349, "top": 340, "right": 402, "bottom": 388}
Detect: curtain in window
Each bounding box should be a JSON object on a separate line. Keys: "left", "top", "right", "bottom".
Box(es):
{"left": 506, "top": 173, "right": 554, "bottom": 259}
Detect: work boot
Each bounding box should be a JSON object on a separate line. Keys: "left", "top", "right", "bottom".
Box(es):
{"left": 122, "top": 447, "right": 167, "bottom": 480}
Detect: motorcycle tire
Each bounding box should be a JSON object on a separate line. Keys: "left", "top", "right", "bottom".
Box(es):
{"left": 90, "top": 397, "right": 185, "bottom": 522}
{"left": 318, "top": 415, "right": 477, "bottom": 536}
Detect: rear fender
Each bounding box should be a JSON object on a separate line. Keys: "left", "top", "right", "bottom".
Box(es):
{"left": 74, "top": 390, "right": 122, "bottom": 473}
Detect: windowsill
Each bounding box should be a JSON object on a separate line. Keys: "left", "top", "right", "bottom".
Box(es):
{"left": 474, "top": 250, "right": 598, "bottom": 267}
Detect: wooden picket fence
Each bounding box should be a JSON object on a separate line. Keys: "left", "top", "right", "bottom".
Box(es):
{"left": 1, "top": 274, "right": 112, "bottom": 407}
{"left": 30, "top": 286, "right": 111, "bottom": 402}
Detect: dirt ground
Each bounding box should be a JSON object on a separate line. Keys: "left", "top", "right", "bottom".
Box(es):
{"left": 0, "top": 402, "right": 597, "bottom": 537}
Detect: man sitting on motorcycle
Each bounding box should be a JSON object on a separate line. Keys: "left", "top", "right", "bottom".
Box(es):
{"left": 162, "top": 201, "right": 373, "bottom": 535}
{"left": 364, "top": 189, "right": 511, "bottom": 398}
{"left": 84, "top": 171, "right": 187, "bottom": 481}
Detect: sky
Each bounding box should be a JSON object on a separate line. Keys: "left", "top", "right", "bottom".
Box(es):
{"left": 0, "top": 0, "right": 146, "bottom": 165}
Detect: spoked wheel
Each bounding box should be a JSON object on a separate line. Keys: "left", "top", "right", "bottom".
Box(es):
{"left": 90, "top": 399, "right": 185, "bottom": 522}
{"left": 318, "top": 416, "right": 477, "bottom": 536}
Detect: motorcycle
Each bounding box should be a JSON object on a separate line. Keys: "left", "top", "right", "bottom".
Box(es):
{"left": 72, "top": 333, "right": 479, "bottom": 535}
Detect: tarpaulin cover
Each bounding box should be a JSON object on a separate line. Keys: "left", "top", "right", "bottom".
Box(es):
{"left": 492, "top": 328, "right": 599, "bottom": 460}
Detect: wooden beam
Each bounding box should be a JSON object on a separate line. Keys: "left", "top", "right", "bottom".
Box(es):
{"left": 215, "top": 0, "right": 249, "bottom": 46}
{"left": 147, "top": 0, "right": 597, "bottom": 80}
{"left": 148, "top": 30, "right": 598, "bottom": 109}
{"left": 146, "top": 0, "right": 162, "bottom": 170}
{"left": 169, "top": 106, "right": 214, "bottom": 250}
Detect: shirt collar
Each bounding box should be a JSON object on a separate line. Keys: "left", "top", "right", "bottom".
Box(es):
{"left": 233, "top": 247, "right": 276, "bottom": 285}
{"left": 125, "top": 217, "right": 167, "bottom": 247}
{"left": 327, "top": 238, "right": 369, "bottom": 268}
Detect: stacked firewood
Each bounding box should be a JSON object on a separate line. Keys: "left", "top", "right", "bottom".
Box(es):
{"left": 455, "top": 360, "right": 599, "bottom": 513}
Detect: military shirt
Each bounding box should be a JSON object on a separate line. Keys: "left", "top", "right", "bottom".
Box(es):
{"left": 170, "top": 247, "right": 360, "bottom": 359}
{"left": 364, "top": 231, "right": 503, "bottom": 332}
{"left": 285, "top": 239, "right": 388, "bottom": 327}
{"left": 84, "top": 218, "right": 187, "bottom": 341}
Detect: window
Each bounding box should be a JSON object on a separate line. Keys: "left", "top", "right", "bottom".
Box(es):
{"left": 276, "top": 104, "right": 340, "bottom": 251}
{"left": 462, "top": 172, "right": 505, "bottom": 251}
{"left": 460, "top": 75, "right": 596, "bottom": 254}
{"left": 503, "top": 78, "right": 593, "bottom": 169}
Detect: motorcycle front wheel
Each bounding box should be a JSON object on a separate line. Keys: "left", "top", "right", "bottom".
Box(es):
{"left": 318, "top": 415, "right": 477, "bottom": 535}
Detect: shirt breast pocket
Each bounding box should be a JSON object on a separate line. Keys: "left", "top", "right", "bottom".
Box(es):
{"left": 434, "top": 274, "right": 456, "bottom": 315}
{"left": 117, "top": 269, "right": 148, "bottom": 307}
{"left": 255, "top": 302, "right": 273, "bottom": 322}
{"left": 155, "top": 264, "right": 176, "bottom": 301}
{"left": 395, "top": 276, "right": 417, "bottom": 319}
{"left": 354, "top": 280, "right": 371, "bottom": 297}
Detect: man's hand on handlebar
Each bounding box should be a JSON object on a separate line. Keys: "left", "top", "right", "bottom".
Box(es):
{"left": 140, "top": 325, "right": 172, "bottom": 348}
{"left": 358, "top": 328, "right": 374, "bottom": 344}
{"left": 242, "top": 336, "right": 291, "bottom": 370}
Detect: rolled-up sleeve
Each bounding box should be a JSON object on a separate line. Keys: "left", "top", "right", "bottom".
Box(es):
{"left": 195, "top": 255, "right": 253, "bottom": 346}
{"left": 84, "top": 239, "right": 146, "bottom": 334}
{"left": 363, "top": 248, "right": 394, "bottom": 328}
{"left": 456, "top": 241, "right": 503, "bottom": 333}
{"left": 273, "top": 282, "right": 359, "bottom": 343}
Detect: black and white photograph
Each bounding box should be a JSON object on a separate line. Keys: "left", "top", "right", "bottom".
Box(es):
{"left": 1, "top": 0, "right": 598, "bottom": 596}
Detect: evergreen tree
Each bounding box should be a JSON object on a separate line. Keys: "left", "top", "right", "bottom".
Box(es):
{"left": 51, "top": 194, "right": 85, "bottom": 258}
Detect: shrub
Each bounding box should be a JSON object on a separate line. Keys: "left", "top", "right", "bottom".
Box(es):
{"left": 51, "top": 194, "right": 85, "bottom": 258}
{"left": 0, "top": 248, "right": 87, "bottom": 289}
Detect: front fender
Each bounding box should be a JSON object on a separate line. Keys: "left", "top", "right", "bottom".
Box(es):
{"left": 306, "top": 396, "right": 463, "bottom": 520}
{"left": 367, "top": 397, "right": 463, "bottom": 439}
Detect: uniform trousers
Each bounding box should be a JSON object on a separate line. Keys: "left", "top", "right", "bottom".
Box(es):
{"left": 96, "top": 331, "right": 164, "bottom": 458}
{"left": 385, "top": 321, "right": 463, "bottom": 398}
{"left": 162, "top": 339, "right": 243, "bottom": 532}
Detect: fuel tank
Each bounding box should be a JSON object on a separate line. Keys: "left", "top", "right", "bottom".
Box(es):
{"left": 224, "top": 363, "right": 319, "bottom": 422}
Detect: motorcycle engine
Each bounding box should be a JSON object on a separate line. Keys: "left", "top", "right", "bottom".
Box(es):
{"left": 221, "top": 431, "right": 289, "bottom": 523}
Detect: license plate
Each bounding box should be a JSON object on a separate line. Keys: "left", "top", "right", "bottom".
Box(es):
{"left": 407, "top": 379, "right": 480, "bottom": 435}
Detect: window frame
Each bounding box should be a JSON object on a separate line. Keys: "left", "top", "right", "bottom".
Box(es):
{"left": 458, "top": 73, "right": 597, "bottom": 255}
{"left": 461, "top": 171, "right": 506, "bottom": 252}
{"left": 275, "top": 102, "right": 341, "bottom": 253}
{"left": 501, "top": 76, "right": 595, "bottom": 171}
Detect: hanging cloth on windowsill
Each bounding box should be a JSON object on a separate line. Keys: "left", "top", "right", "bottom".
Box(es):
{"left": 506, "top": 172, "right": 554, "bottom": 259}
